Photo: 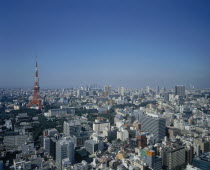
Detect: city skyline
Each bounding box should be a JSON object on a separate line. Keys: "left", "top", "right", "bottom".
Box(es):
{"left": 0, "top": 0, "right": 210, "bottom": 88}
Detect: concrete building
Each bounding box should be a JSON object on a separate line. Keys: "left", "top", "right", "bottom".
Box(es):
{"left": 103, "top": 126, "right": 117, "bottom": 141}
{"left": 43, "top": 137, "right": 51, "bottom": 154}
{"left": 3, "top": 132, "right": 29, "bottom": 150}
{"left": 194, "top": 138, "right": 210, "bottom": 154}
{"left": 48, "top": 107, "right": 75, "bottom": 117}
{"left": 84, "top": 139, "right": 104, "bottom": 154}
{"left": 141, "top": 147, "right": 162, "bottom": 170}
{"left": 93, "top": 118, "right": 110, "bottom": 133}
{"left": 63, "top": 120, "right": 89, "bottom": 147}
{"left": 135, "top": 113, "right": 166, "bottom": 143}
{"left": 63, "top": 120, "right": 81, "bottom": 137}
{"left": 161, "top": 146, "right": 186, "bottom": 170}
{"left": 117, "top": 127, "right": 129, "bottom": 141}
{"left": 137, "top": 132, "right": 147, "bottom": 148}
{"left": 43, "top": 128, "right": 59, "bottom": 156}
{"left": 56, "top": 137, "right": 74, "bottom": 170}
{"left": 62, "top": 158, "right": 72, "bottom": 170}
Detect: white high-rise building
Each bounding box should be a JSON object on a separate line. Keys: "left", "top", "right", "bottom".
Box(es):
{"left": 56, "top": 137, "right": 74, "bottom": 170}
{"left": 117, "top": 126, "right": 129, "bottom": 141}
{"left": 146, "top": 86, "right": 150, "bottom": 93}
{"left": 118, "top": 86, "right": 125, "bottom": 96}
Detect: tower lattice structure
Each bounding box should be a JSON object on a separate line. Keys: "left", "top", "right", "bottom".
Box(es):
{"left": 28, "top": 59, "right": 42, "bottom": 110}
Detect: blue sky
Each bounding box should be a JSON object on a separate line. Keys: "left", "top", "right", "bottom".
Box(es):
{"left": 0, "top": 0, "right": 210, "bottom": 88}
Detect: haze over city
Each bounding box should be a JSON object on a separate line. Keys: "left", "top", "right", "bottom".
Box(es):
{"left": 0, "top": 0, "right": 210, "bottom": 88}
{"left": 1, "top": 1, "right": 210, "bottom": 170}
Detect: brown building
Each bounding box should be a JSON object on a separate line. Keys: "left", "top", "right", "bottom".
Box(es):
{"left": 137, "top": 133, "right": 147, "bottom": 148}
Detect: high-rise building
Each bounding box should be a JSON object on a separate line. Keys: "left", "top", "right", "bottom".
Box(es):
{"left": 157, "top": 86, "right": 160, "bottom": 93}
{"left": 56, "top": 137, "right": 74, "bottom": 170}
{"left": 135, "top": 113, "right": 166, "bottom": 143}
{"left": 63, "top": 121, "right": 89, "bottom": 147}
{"left": 118, "top": 86, "right": 125, "bottom": 96}
{"left": 141, "top": 147, "right": 162, "bottom": 170}
{"left": 186, "top": 146, "right": 194, "bottom": 165}
{"left": 137, "top": 132, "right": 147, "bottom": 148}
{"left": 175, "top": 85, "right": 185, "bottom": 97}
{"left": 43, "top": 128, "right": 59, "bottom": 157}
{"left": 146, "top": 86, "right": 150, "bottom": 93}
{"left": 84, "top": 139, "right": 104, "bottom": 154}
{"left": 104, "top": 85, "right": 112, "bottom": 95}
{"left": 63, "top": 121, "right": 82, "bottom": 137}
{"left": 43, "top": 137, "right": 51, "bottom": 154}
{"left": 161, "top": 146, "right": 186, "bottom": 170}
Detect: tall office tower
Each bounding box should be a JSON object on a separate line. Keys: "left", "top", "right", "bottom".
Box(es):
{"left": 56, "top": 137, "right": 74, "bottom": 170}
{"left": 104, "top": 85, "right": 112, "bottom": 95}
{"left": 63, "top": 121, "right": 82, "bottom": 137}
{"left": 141, "top": 148, "right": 162, "bottom": 170}
{"left": 157, "top": 86, "right": 160, "bottom": 93}
{"left": 43, "top": 128, "right": 59, "bottom": 157}
{"left": 161, "top": 146, "right": 185, "bottom": 170}
{"left": 84, "top": 139, "right": 104, "bottom": 154}
{"left": 118, "top": 86, "right": 125, "bottom": 96}
{"left": 135, "top": 114, "right": 166, "bottom": 143}
{"left": 186, "top": 146, "right": 194, "bottom": 165}
{"left": 63, "top": 121, "right": 89, "bottom": 147}
{"left": 28, "top": 58, "right": 42, "bottom": 109}
{"left": 175, "top": 85, "right": 185, "bottom": 97}
{"left": 146, "top": 86, "right": 150, "bottom": 93}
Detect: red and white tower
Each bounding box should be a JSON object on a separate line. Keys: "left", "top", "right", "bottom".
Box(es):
{"left": 28, "top": 58, "right": 42, "bottom": 110}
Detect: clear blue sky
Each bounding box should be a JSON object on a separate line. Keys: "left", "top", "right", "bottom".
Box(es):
{"left": 0, "top": 0, "right": 210, "bottom": 88}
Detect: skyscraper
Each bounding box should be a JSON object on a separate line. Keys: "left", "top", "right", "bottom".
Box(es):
{"left": 104, "top": 85, "right": 112, "bottom": 95}
{"left": 175, "top": 85, "right": 185, "bottom": 97}
{"left": 161, "top": 146, "right": 185, "bottom": 170}
{"left": 56, "top": 137, "right": 74, "bottom": 170}
{"left": 135, "top": 113, "right": 166, "bottom": 143}
{"left": 63, "top": 121, "right": 89, "bottom": 147}
{"left": 118, "top": 86, "right": 125, "bottom": 96}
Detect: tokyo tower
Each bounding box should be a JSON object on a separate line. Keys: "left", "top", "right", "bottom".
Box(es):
{"left": 28, "top": 58, "right": 42, "bottom": 110}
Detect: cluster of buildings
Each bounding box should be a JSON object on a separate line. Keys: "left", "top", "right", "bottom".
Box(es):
{"left": 0, "top": 84, "right": 210, "bottom": 170}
